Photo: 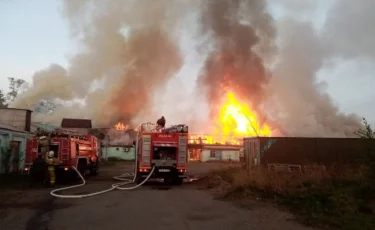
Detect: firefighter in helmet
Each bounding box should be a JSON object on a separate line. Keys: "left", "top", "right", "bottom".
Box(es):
{"left": 45, "top": 150, "right": 62, "bottom": 186}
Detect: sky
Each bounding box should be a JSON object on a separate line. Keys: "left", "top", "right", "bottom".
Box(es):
{"left": 0, "top": 0, "right": 374, "bottom": 124}
{"left": 0, "top": 0, "right": 70, "bottom": 86}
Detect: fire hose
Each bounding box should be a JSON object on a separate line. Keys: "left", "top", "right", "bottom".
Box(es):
{"left": 50, "top": 165, "right": 155, "bottom": 198}
{"left": 50, "top": 129, "right": 155, "bottom": 198}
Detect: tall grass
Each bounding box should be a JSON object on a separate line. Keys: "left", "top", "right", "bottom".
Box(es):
{"left": 206, "top": 164, "right": 374, "bottom": 230}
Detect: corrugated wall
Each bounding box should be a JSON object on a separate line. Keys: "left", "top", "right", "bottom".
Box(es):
{"left": 244, "top": 137, "right": 375, "bottom": 167}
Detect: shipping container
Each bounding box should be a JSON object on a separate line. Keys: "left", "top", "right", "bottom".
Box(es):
{"left": 243, "top": 137, "right": 374, "bottom": 168}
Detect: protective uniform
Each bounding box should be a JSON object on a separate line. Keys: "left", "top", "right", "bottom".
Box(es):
{"left": 45, "top": 151, "right": 62, "bottom": 186}
{"left": 157, "top": 116, "right": 166, "bottom": 128}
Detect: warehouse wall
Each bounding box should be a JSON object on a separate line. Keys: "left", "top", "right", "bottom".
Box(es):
{"left": 101, "top": 146, "right": 135, "bottom": 161}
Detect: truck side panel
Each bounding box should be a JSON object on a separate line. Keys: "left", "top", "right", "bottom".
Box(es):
{"left": 177, "top": 135, "right": 187, "bottom": 169}
{"left": 61, "top": 138, "right": 70, "bottom": 164}
{"left": 140, "top": 135, "right": 151, "bottom": 168}
{"left": 25, "top": 139, "right": 37, "bottom": 164}
{"left": 70, "top": 140, "right": 78, "bottom": 167}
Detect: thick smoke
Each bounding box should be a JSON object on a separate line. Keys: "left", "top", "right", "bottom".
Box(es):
{"left": 264, "top": 18, "right": 360, "bottom": 137}
{"left": 198, "top": 0, "right": 368, "bottom": 137}
{"left": 10, "top": 0, "right": 373, "bottom": 137}
{"left": 11, "top": 0, "right": 182, "bottom": 127}
{"left": 198, "top": 0, "right": 276, "bottom": 112}
{"left": 261, "top": 0, "right": 374, "bottom": 137}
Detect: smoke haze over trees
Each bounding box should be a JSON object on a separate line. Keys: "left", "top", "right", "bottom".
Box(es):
{"left": 9, "top": 0, "right": 375, "bottom": 137}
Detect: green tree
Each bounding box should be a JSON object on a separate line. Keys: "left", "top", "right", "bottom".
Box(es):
{"left": 355, "top": 117, "right": 375, "bottom": 139}
{"left": 355, "top": 117, "right": 375, "bottom": 180}
{"left": 0, "top": 90, "right": 7, "bottom": 108}
{"left": 6, "top": 77, "right": 25, "bottom": 103}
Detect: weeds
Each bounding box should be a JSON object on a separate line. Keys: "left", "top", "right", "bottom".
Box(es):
{"left": 206, "top": 165, "right": 374, "bottom": 229}
{"left": 204, "top": 119, "right": 375, "bottom": 230}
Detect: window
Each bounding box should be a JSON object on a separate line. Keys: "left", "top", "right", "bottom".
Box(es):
{"left": 210, "top": 150, "right": 215, "bottom": 158}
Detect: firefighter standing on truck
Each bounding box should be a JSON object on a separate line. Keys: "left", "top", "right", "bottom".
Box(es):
{"left": 45, "top": 151, "right": 62, "bottom": 186}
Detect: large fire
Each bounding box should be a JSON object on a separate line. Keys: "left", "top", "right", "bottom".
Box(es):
{"left": 216, "top": 92, "right": 271, "bottom": 137}
{"left": 190, "top": 91, "right": 271, "bottom": 145}
{"left": 114, "top": 122, "right": 129, "bottom": 131}
{"left": 113, "top": 92, "right": 270, "bottom": 145}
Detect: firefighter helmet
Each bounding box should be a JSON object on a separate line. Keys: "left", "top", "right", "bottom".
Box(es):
{"left": 48, "top": 151, "right": 54, "bottom": 158}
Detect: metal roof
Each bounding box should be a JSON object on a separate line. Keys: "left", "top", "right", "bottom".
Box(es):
{"left": 201, "top": 144, "right": 241, "bottom": 150}
{"left": 0, "top": 108, "right": 32, "bottom": 112}
{"left": 61, "top": 118, "right": 92, "bottom": 128}
{"left": 0, "top": 122, "right": 29, "bottom": 134}
{"left": 31, "top": 122, "right": 61, "bottom": 131}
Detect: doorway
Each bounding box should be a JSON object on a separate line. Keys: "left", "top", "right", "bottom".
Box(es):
{"left": 8, "top": 141, "right": 21, "bottom": 173}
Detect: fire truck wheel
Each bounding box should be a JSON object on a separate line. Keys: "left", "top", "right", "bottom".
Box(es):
{"left": 135, "top": 173, "right": 143, "bottom": 184}
{"left": 173, "top": 177, "right": 183, "bottom": 186}
{"left": 77, "top": 160, "right": 87, "bottom": 178}
{"left": 90, "top": 168, "right": 98, "bottom": 176}
{"left": 163, "top": 177, "right": 173, "bottom": 185}
{"left": 90, "top": 162, "right": 99, "bottom": 176}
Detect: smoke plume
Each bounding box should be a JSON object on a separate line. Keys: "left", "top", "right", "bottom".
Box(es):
{"left": 197, "top": 0, "right": 370, "bottom": 137}
{"left": 260, "top": 0, "right": 375, "bottom": 137}
{"left": 198, "top": 0, "right": 276, "bottom": 112}
{"left": 11, "top": 0, "right": 182, "bottom": 127}
{"left": 10, "top": 0, "right": 373, "bottom": 137}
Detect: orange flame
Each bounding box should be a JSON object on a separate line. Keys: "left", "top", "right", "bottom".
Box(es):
{"left": 114, "top": 122, "right": 128, "bottom": 131}
{"left": 213, "top": 91, "right": 271, "bottom": 144}
{"left": 189, "top": 92, "right": 271, "bottom": 146}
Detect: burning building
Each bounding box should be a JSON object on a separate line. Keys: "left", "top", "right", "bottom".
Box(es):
{"left": 187, "top": 91, "right": 270, "bottom": 162}
{"left": 88, "top": 122, "right": 137, "bottom": 160}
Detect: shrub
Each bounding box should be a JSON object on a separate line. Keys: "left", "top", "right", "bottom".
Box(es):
{"left": 206, "top": 165, "right": 374, "bottom": 230}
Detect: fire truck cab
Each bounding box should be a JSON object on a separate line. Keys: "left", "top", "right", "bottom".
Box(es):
{"left": 135, "top": 122, "right": 188, "bottom": 185}
{"left": 24, "top": 129, "right": 99, "bottom": 182}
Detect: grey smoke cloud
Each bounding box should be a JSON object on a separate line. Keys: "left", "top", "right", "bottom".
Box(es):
{"left": 10, "top": 0, "right": 373, "bottom": 137}
{"left": 197, "top": 0, "right": 276, "bottom": 118}
{"left": 11, "top": 0, "right": 183, "bottom": 127}
{"left": 261, "top": 0, "right": 375, "bottom": 136}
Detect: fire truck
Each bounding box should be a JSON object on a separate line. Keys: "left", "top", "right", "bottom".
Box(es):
{"left": 24, "top": 129, "right": 100, "bottom": 182}
{"left": 135, "top": 122, "right": 188, "bottom": 185}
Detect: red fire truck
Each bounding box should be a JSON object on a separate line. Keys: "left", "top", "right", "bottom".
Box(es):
{"left": 135, "top": 122, "right": 188, "bottom": 185}
{"left": 24, "top": 129, "right": 100, "bottom": 182}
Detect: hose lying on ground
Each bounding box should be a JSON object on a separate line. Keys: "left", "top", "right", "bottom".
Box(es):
{"left": 50, "top": 166, "right": 155, "bottom": 198}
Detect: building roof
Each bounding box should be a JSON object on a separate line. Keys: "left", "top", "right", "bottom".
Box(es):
{"left": 31, "top": 122, "right": 61, "bottom": 131}
{"left": 0, "top": 107, "right": 32, "bottom": 112}
{"left": 0, "top": 122, "right": 29, "bottom": 134}
{"left": 61, "top": 118, "right": 92, "bottom": 128}
{"left": 201, "top": 144, "right": 241, "bottom": 151}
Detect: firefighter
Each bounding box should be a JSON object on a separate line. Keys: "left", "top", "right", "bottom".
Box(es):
{"left": 45, "top": 151, "right": 62, "bottom": 186}
{"left": 157, "top": 116, "right": 166, "bottom": 128}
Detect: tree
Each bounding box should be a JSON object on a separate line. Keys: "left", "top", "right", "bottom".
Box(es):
{"left": 355, "top": 117, "right": 375, "bottom": 180}
{"left": 0, "top": 90, "right": 7, "bottom": 108}
{"left": 355, "top": 117, "right": 375, "bottom": 139}
{"left": 6, "top": 77, "right": 25, "bottom": 103}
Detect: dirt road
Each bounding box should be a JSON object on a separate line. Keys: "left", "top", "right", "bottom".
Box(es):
{"left": 0, "top": 162, "right": 317, "bottom": 230}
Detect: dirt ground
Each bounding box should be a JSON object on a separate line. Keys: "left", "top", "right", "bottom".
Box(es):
{"left": 0, "top": 161, "right": 318, "bottom": 230}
